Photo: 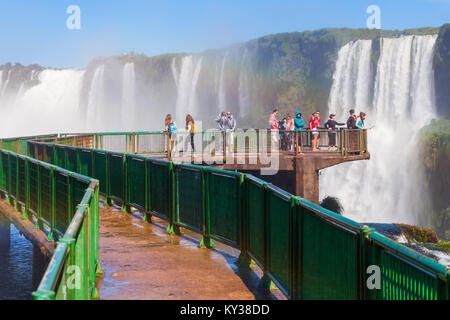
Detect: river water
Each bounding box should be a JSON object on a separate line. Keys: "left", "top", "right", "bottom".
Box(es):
{"left": 0, "top": 215, "right": 48, "bottom": 300}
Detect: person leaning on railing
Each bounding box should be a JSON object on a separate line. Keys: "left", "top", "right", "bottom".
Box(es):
{"left": 324, "top": 114, "right": 345, "bottom": 152}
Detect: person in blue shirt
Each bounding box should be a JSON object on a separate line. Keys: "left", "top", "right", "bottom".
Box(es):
{"left": 356, "top": 112, "right": 366, "bottom": 129}
{"left": 294, "top": 110, "right": 305, "bottom": 153}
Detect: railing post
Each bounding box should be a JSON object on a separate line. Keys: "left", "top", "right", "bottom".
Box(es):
{"left": 123, "top": 153, "right": 131, "bottom": 213}
{"left": 359, "top": 226, "right": 375, "bottom": 300}
{"left": 359, "top": 130, "right": 363, "bottom": 155}
{"left": 222, "top": 131, "right": 226, "bottom": 164}
{"left": 35, "top": 164, "right": 41, "bottom": 229}
{"left": 200, "top": 167, "right": 213, "bottom": 248}
{"left": 47, "top": 167, "right": 56, "bottom": 242}
{"left": 15, "top": 154, "right": 19, "bottom": 211}
{"left": 144, "top": 158, "right": 152, "bottom": 223}
{"left": 22, "top": 158, "right": 30, "bottom": 220}
{"left": 166, "top": 161, "right": 176, "bottom": 234}
{"left": 237, "top": 173, "right": 250, "bottom": 267}
{"left": 6, "top": 153, "right": 11, "bottom": 204}
{"left": 93, "top": 183, "right": 102, "bottom": 277}
{"left": 256, "top": 129, "right": 260, "bottom": 155}
{"left": 136, "top": 134, "right": 140, "bottom": 154}
{"left": 259, "top": 183, "right": 271, "bottom": 290}
{"left": 168, "top": 133, "right": 172, "bottom": 161}
{"left": 292, "top": 197, "right": 304, "bottom": 300}
{"left": 345, "top": 130, "right": 349, "bottom": 156}
{"left": 211, "top": 134, "right": 215, "bottom": 157}
{"left": 105, "top": 152, "right": 111, "bottom": 207}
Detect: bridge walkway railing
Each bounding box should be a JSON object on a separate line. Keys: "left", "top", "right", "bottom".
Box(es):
{"left": 0, "top": 147, "right": 101, "bottom": 300}
{"left": 21, "top": 139, "right": 449, "bottom": 300}
{"left": 21, "top": 129, "right": 368, "bottom": 162}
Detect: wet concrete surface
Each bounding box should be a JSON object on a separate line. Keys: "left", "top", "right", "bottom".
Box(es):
{"left": 96, "top": 203, "right": 284, "bottom": 300}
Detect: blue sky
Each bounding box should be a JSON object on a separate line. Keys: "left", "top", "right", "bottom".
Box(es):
{"left": 0, "top": 0, "right": 448, "bottom": 68}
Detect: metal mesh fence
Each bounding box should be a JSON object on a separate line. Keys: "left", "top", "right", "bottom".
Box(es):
{"left": 101, "top": 135, "right": 128, "bottom": 153}
{"left": 174, "top": 165, "right": 203, "bottom": 232}
{"left": 128, "top": 156, "right": 146, "bottom": 210}
{"left": 206, "top": 170, "right": 241, "bottom": 247}
{"left": 137, "top": 133, "right": 166, "bottom": 154}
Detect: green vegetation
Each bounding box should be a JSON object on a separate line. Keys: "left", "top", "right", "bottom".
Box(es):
{"left": 394, "top": 224, "right": 438, "bottom": 243}
{"left": 433, "top": 241, "right": 450, "bottom": 254}
{"left": 434, "top": 24, "right": 450, "bottom": 118}
{"left": 419, "top": 118, "right": 450, "bottom": 241}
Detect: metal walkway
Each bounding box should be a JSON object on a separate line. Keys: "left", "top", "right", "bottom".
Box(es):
{"left": 96, "top": 203, "right": 282, "bottom": 300}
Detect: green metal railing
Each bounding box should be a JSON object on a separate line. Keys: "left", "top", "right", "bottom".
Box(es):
{"left": 26, "top": 139, "right": 449, "bottom": 300}
{"left": 2, "top": 128, "right": 368, "bottom": 160}
{"left": 0, "top": 148, "right": 101, "bottom": 300}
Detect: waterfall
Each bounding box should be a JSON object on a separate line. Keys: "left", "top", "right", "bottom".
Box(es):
{"left": 328, "top": 40, "right": 373, "bottom": 113}
{"left": 86, "top": 65, "right": 105, "bottom": 130}
{"left": 122, "top": 62, "right": 136, "bottom": 129}
{"left": 321, "top": 35, "right": 437, "bottom": 224}
{"left": 1, "top": 70, "right": 11, "bottom": 97}
{"left": 171, "top": 59, "right": 179, "bottom": 87}
{"left": 173, "top": 56, "right": 202, "bottom": 124}
{"left": 239, "top": 49, "right": 251, "bottom": 117}
{"left": 0, "top": 69, "right": 84, "bottom": 138}
{"left": 218, "top": 56, "right": 227, "bottom": 113}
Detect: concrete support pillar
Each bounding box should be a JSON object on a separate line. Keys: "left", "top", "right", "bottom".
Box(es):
{"left": 295, "top": 157, "right": 320, "bottom": 204}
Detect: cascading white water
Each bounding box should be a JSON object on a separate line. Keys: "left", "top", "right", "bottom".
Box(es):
{"left": 328, "top": 40, "right": 373, "bottom": 113}
{"left": 0, "top": 69, "right": 85, "bottom": 138}
{"left": 86, "top": 65, "right": 105, "bottom": 130}
{"left": 239, "top": 49, "right": 251, "bottom": 117}
{"left": 320, "top": 35, "right": 437, "bottom": 224}
{"left": 122, "top": 62, "right": 136, "bottom": 129}
{"left": 173, "top": 55, "right": 202, "bottom": 124}
{"left": 1, "top": 70, "right": 11, "bottom": 98}
{"left": 218, "top": 56, "right": 227, "bottom": 113}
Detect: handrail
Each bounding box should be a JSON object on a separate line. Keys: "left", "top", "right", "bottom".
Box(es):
{"left": 1, "top": 129, "right": 369, "bottom": 159}
{"left": 0, "top": 148, "right": 101, "bottom": 300}
{"left": 24, "top": 138, "right": 449, "bottom": 300}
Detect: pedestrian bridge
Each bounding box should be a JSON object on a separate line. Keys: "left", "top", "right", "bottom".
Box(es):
{"left": 0, "top": 132, "right": 448, "bottom": 300}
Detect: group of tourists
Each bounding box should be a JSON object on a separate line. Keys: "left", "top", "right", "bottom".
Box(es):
{"left": 216, "top": 111, "right": 237, "bottom": 153}
{"left": 269, "top": 109, "right": 306, "bottom": 152}
{"left": 164, "top": 111, "right": 237, "bottom": 153}
{"left": 269, "top": 108, "right": 368, "bottom": 153}
{"left": 164, "top": 107, "right": 367, "bottom": 154}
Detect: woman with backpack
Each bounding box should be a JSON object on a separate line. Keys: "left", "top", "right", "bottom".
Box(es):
{"left": 164, "top": 114, "right": 177, "bottom": 153}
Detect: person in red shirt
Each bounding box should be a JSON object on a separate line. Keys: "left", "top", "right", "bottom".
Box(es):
{"left": 309, "top": 111, "right": 321, "bottom": 151}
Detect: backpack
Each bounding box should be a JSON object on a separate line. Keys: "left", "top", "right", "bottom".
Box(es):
{"left": 169, "top": 122, "right": 177, "bottom": 133}
{"left": 193, "top": 123, "right": 198, "bottom": 133}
